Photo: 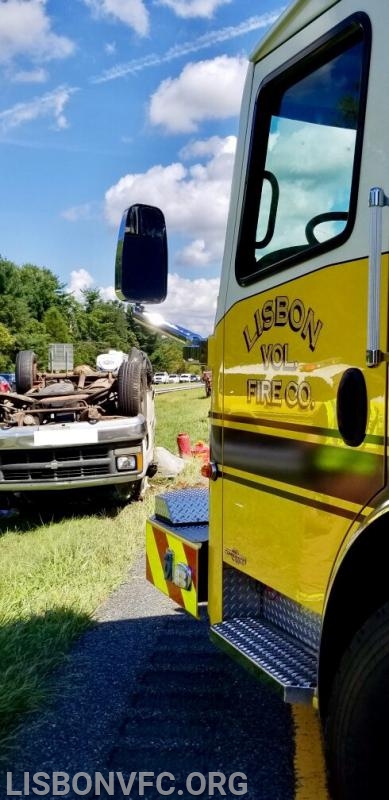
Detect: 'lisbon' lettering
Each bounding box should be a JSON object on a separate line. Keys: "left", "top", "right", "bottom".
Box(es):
{"left": 243, "top": 296, "right": 323, "bottom": 353}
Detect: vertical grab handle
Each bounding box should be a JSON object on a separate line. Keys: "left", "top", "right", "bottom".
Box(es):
{"left": 367, "top": 187, "right": 389, "bottom": 367}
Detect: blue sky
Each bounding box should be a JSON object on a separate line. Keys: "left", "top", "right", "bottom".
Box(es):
{"left": 0, "top": 0, "right": 284, "bottom": 336}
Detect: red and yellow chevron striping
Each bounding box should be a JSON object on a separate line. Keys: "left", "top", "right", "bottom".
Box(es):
{"left": 146, "top": 520, "right": 202, "bottom": 618}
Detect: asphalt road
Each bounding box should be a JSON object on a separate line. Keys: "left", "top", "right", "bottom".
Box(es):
{"left": 3, "top": 555, "right": 296, "bottom": 800}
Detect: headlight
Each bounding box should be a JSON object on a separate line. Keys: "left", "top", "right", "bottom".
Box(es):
{"left": 116, "top": 455, "right": 137, "bottom": 471}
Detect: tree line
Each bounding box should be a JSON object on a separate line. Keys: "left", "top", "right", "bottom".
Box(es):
{"left": 0, "top": 257, "right": 190, "bottom": 374}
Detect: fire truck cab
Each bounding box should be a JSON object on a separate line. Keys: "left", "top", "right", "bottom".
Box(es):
{"left": 115, "top": 1, "right": 389, "bottom": 797}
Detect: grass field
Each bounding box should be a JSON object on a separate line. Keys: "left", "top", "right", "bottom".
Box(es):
{"left": 154, "top": 387, "right": 210, "bottom": 453}
{"left": 0, "top": 387, "right": 210, "bottom": 756}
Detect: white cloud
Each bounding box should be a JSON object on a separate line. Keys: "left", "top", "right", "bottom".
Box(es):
{"left": 67, "top": 269, "right": 94, "bottom": 300}
{"left": 179, "top": 134, "right": 236, "bottom": 160}
{"left": 0, "top": 0, "right": 75, "bottom": 65}
{"left": 99, "top": 285, "right": 117, "bottom": 301}
{"left": 67, "top": 271, "right": 117, "bottom": 303}
{"left": 104, "top": 41, "right": 117, "bottom": 55}
{"left": 156, "top": 0, "right": 232, "bottom": 19}
{"left": 61, "top": 203, "right": 95, "bottom": 222}
{"left": 104, "top": 135, "right": 237, "bottom": 266}
{"left": 148, "top": 55, "right": 247, "bottom": 133}
{"left": 176, "top": 239, "right": 212, "bottom": 267}
{"left": 10, "top": 67, "right": 48, "bottom": 84}
{"left": 146, "top": 273, "right": 219, "bottom": 336}
{"left": 0, "top": 86, "right": 78, "bottom": 133}
{"left": 83, "top": 0, "right": 149, "bottom": 36}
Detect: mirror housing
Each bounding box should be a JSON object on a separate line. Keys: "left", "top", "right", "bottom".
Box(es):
{"left": 115, "top": 204, "right": 168, "bottom": 303}
{"left": 183, "top": 341, "right": 208, "bottom": 365}
{"left": 130, "top": 306, "right": 207, "bottom": 363}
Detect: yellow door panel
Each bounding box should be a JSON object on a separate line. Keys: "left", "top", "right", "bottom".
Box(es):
{"left": 218, "top": 258, "right": 387, "bottom": 611}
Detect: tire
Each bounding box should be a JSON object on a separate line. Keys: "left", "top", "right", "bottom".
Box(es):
{"left": 117, "top": 352, "right": 147, "bottom": 417}
{"left": 128, "top": 346, "right": 153, "bottom": 387}
{"left": 325, "top": 601, "right": 389, "bottom": 800}
{"left": 15, "top": 350, "right": 37, "bottom": 394}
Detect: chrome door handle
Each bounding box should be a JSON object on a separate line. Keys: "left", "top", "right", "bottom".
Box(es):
{"left": 367, "top": 187, "right": 389, "bottom": 367}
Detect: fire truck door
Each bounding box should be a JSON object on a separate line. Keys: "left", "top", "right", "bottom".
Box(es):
{"left": 219, "top": 7, "right": 388, "bottom": 616}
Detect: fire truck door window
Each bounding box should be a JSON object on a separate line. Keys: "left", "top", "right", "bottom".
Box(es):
{"left": 236, "top": 15, "right": 370, "bottom": 285}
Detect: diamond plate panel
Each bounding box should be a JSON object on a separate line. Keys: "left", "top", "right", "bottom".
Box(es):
{"left": 155, "top": 487, "right": 209, "bottom": 525}
{"left": 222, "top": 564, "right": 321, "bottom": 651}
{"left": 262, "top": 588, "right": 321, "bottom": 651}
{"left": 223, "top": 565, "right": 262, "bottom": 618}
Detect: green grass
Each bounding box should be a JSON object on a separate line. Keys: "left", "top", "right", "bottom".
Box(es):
{"left": 0, "top": 387, "right": 210, "bottom": 756}
{"left": 155, "top": 387, "right": 211, "bottom": 452}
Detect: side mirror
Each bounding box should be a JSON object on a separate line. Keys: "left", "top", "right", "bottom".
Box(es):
{"left": 115, "top": 204, "right": 168, "bottom": 303}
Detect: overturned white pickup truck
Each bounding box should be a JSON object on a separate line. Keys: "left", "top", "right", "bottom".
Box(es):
{"left": 0, "top": 347, "right": 156, "bottom": 502}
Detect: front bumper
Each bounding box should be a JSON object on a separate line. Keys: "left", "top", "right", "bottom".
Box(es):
{"left": 0, "top": 416, "right": 148, "bottom": 491}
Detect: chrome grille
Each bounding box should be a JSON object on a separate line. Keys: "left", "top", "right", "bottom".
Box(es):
{"left": 0, "top": 444, "right": 114, "bottom": 483}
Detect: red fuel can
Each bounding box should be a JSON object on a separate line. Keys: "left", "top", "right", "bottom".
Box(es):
{"left": 177, "top": 432, "right": 192, "bottom": 457}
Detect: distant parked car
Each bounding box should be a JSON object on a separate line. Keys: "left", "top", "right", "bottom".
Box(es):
{"left": 179, "top": 373, "right": 191, "bottom": 382}
{"left": 169, "top": 374, "right": 180, "bottom": 383}
{"left": 190, "top": 374, "right": 199, "bottom": 382}
{"left": 153, "top": 371, "right": 169, "bottom": 384}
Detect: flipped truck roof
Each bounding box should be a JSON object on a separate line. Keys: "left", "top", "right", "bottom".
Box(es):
{"left": 250, "top": 0, "right": 341, "bottom": 62}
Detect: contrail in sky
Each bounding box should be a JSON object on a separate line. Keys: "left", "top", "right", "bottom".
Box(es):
{"left": 91, "top": 10, "right": 284, "bottom": 84}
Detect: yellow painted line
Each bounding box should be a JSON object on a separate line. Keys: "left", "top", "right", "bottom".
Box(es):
{"left": 293, "top": 705, "right": 330, "bottom": 800}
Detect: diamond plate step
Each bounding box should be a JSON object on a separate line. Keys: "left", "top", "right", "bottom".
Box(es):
{"left": 211, "top": 617, "right": 318, "bottom": 703}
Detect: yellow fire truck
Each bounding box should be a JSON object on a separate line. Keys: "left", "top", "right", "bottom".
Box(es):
{"left": 115, "top": 1, "right": 389, "bottom": 797}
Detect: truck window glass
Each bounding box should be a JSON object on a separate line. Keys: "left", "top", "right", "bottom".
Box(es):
{"left": 236, "top": 17, "right": 370, "bottom": 285}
